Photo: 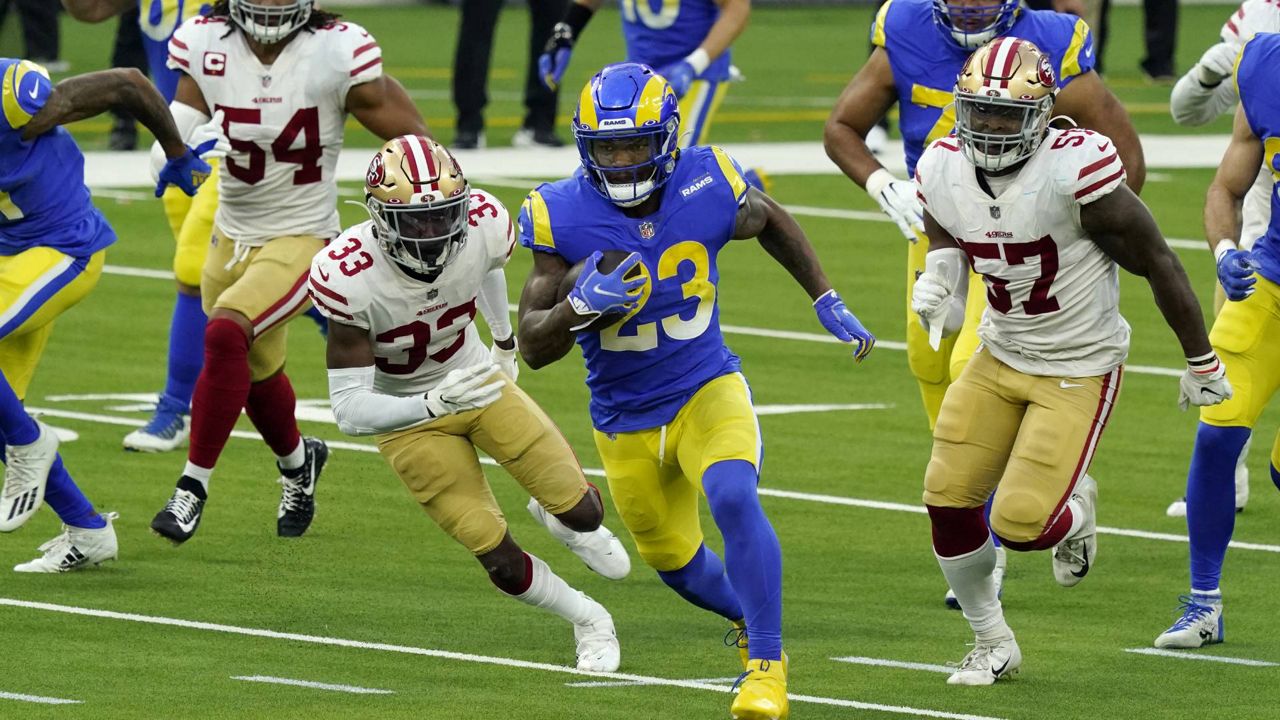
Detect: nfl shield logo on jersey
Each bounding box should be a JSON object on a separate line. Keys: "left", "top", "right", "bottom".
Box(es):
{"left": 989, "top": 206, "right": 1001, "bottom": 219}
{"left": 638, "top": 222, "right": 655, "bottom": 239}
{"left": 427, "top": 289, "right": 438, "bottom": 301}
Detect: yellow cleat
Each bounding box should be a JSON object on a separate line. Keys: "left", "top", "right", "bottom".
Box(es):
{"left": 730, "top": 658, "right": 788, "bottom": 720}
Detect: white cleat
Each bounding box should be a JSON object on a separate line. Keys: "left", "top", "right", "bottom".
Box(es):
{"left": 945, "top": 545, "right": 1006, "bottom": 610}
{"left": 0, "top": 420, "right": 60, "bottom": 532}
{"left": 122, "top": 399, "right": 190, "bottom": 453}
{"left": 573, "top": 595, "right": 620, "bottom": 672}
{"left": 1052, "top": 475, "right": 1097, "bottom": 587}
{"left": 14, "top": 512, "right": 119, "bottom": 573}
{"left": 947, "top": 636, "right": 1021, "bottom": 686}
{"left": 527, "top": 497, "right": 631, "bottom": 580}
{"left": 1155, "top": 594, "right": 1224, "bottom": 649}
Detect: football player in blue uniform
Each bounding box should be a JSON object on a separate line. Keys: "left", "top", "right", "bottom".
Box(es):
{"left": 0, "top": 58, "right": 211, "bottom": 571}
{"left": 1154, "top": 33, "right": 1280, "bottom": 649}
{"left": 517, "top": 63, "right": 874, "bottom": 720}
{"left": 823, "top": 0, "right": 1144, "bottom": 609}
{"left": 536, "top": 0, "right": 768, "bottom": 191}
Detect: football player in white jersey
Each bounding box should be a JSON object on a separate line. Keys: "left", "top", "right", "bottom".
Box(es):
{"left": 911, "top": 37, "right": 1230, "bottom": 685}
{"left": 312, "top": 136, "right": 628, "bottom": 671}
{"left": 149, "top": 0, "right": 429, "bottom": 545}
{"left": 1163, "top": 0, "right": 1280, "bottom": 518}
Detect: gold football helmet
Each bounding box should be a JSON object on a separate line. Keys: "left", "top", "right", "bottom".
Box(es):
{"left": 365, "top": 135, "right": 470, "bottom": 274}
{"left": 953, "top": 37, "right": 1058, "bottom": 172}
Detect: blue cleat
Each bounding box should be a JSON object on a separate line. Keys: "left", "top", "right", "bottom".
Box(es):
{"left": 123, "top": 395, "right": 190, "bottom": 453}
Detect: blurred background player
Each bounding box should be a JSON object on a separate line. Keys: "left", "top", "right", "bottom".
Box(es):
{"left": 452, "top": 0, "right": 568, "bottom": 149}
{"left": 1154, "top": 33, "right": 1280, "bottom": 651}
{"left": 0, "top": 59, "right": 211, "bottom": 571}
{"left": 148, "top": 0, "right": 427, "bottom": 545}
{"left": 1162, "top": 0, "right": 1279, "bottom": 519}
{"left": 0, "top": 0, "right": 65, "bottom": 71}
{"left": 823, "top": 0, "right": 1143, "bottom": 609}
{"left": 517, "top": 63, "right": 875, "bottom": 720}
{"left": 913, "top": 37, "right": 1226, "bottom": 684}
{"left": 61, "top": 0, "right": 220, "bottom": 454}
{"left": 536, "top": 0, "right": 768, "bottom": 192}
{"left": 314, "top": 135, "right": 627, "bottom": 672}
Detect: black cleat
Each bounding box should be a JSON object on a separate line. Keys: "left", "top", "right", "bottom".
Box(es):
{"left": 151, "top": 476, "right": 207, "bottom": 545}
{"left": 277, "top": 437, "right": 328, "bottom": 537}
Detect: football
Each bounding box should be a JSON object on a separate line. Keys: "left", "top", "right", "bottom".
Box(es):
{"left": 558, "top": 250, "right": 644, "bottom": 333}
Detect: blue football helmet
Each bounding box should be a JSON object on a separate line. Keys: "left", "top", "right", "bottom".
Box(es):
{"left": 572, "top": 62, "right": 681, "bottom": 207}
{"left": 932, "top": 0, "right": 1020, "bottom": 49}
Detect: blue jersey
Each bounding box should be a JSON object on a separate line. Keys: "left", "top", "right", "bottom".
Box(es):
{"left": 139, "top": 0, "right": 210, "bottom": 101}
{"left": 0, "top": 59, "right": 115, "bottom": 257}
{"left": 871, "top": 0, "right": 1095, "bottom": 176}
{"left": 620, "top": 0, "right": 732, "bottom": 83}
{"left": 519, "top": 146, "right": 752, "bottom": 432}
{"left": 1236, "top": 32, "right": 1280, "bottom": 285}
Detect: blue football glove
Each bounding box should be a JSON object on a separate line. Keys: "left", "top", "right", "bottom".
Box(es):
{"left": 814, "top": 289, "right": 875, "bottom": 362}
{"left": 566, "top": 251, "right": 646, "bottom": 330}
{"left": 655, "top": 59, "right": 696, "bottom": 98}
{"left": 1216, "top": 247, "right": 1258, "bottom": 301}
{"left": 538, "top": 22, "right": 575, "bottom": 91}
{"left": 155, "top": 146, "right": 212, "bottom": 198}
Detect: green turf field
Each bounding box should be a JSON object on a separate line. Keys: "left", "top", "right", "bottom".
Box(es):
{"left": 2, "top": 3, "right": 1279, "bottom": 720}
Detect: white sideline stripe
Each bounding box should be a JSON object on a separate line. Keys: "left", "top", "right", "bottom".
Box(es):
{"left": 1124, "top": 648, "right": 1279, "bottom": 667}
{"left": 0, "top": 691, "right": 81, "bottom": 705}
{"left": 99, "top": 262, "right": 1190, "bottom": 381}
{"left": 24, "top": 405, "right": 1280, "bottom": 555}
{"left": 832, "top": 656, "right": 955, "bottom": 674}
{"left": 230, "top": 676, "right": 394, "bottom": 694}
{"left": 0, "top": 598, "right": 1004, "bottom": 720}
{"left": 565, "top": 676, "right": 740, "bottom": 688}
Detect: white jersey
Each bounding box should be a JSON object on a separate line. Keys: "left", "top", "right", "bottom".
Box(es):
{"left": 1220, "top": 0, "right": 1280, "bottom": 45}
{"left": 168, "top": 17, "right": 383, "bottom": 244}
{"left": 915, "top": 127, "right": 1131, "bottom": 377}
{"left": 308, "top": 188, "right": 517, "bottom": 397}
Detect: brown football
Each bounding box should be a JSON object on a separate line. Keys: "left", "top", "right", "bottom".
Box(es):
{"left": 558, "top": 250, "right": 643, "bottom": 333}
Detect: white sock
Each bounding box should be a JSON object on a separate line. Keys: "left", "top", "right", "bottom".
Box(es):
{"left": 511, "top": 554, "right": 595, "bottom": 625}
{"left": 182, "top": 462, "right": 212, "bottom": 492}
{"left": 278, "top": 439, "right": 306, "bottom": 471}
{"left": 937, "top": 539, "right": 1012, "bottom": 643}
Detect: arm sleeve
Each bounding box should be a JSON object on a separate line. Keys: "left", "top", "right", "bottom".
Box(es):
{"left": 328, "top": 366, "right": 430, "bottom": 436}
{"left": 336, "top": 22, "right": 384, "bottom": 99}
{"left": 475, "top": 268, "right": 513, "bottom": 342}
{"left": 1170, "top": 61, "right": 1240, "bottom": 126}
{"left": 1070, "top": 135, "right": 1127, "bottom": 205}
{"left": 167, "top": 19, "right": 196, "bottom": 73}
{"left": 517, "top": 187, "right": 560, "bottom": 255}
{"left": 308, "top": 252, "right": 372, "bottom": 330}
{"left": 1, "top": 60, "right": 52, "bottom": 131}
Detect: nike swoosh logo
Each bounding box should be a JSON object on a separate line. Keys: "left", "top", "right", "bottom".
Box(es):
{"left": 318, "top": 267, "right": 330, "bottom": 282}
{"left": 590, "top": 283, "right": 624, "bottom": 298}
{"left": 1060, "top": 380, "right": 1084, "bottom": 389}
{"left": 991, "top": 658, "right": 1011, "bottom": 676}
{"left": 27, "top": 84, "right": 39, "bottom": 99}
{"left": 1097, "top": 142, "right": 1110, "bottom": 153}
{"left": 1070, "top": 545, "right": 1090, "bottom": 578}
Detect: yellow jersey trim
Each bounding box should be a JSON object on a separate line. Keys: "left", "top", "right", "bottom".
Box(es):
{"left": 710, "top": 146, "right": 748, "bottom": 202}
{"left": 523, "top": 191, "right": 555, "bottom": 249}
{"left": 1061, "top": 18, "right": 1090, "bottom": 80}
{"left": 871, "top": 0, "right": 894, "bottom": 49}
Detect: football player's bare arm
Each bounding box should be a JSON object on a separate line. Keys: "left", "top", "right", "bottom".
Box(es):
{"left": 173, "top": 73, "right": 212, "bottom": 116}
{"left": 516, "top": 252, "right": 581, "bottom": 370}
{"left": 1083, "top": 187, "right": 1213, "bottom": 358}
{"left": 702, "top": 0, "right": 751, "bottom": 61}
{"left": 1055, "top": 72, "right": 1147, "bottom": 193}
{"left": 22, "top": 68, "right": 187, "bottom": 158}
{"left": 823, "top": 48, "right": 897, "bottom": 188}
{"left": 346, "top": 76, "right": 430, "bottom": 141}
{"left": 923, "top": 210, "right": 961, "bottom": 252}
{"left": 60, "top": 0, "right": 133, "bottom": 23}
{"left": 326, "top": 320, "right": 376, "bottom": 370}
{"left": 1204, "top": 106, "right": 1264, "bottom": 251}
{"left": 736, "top": 188, "right": 833, "bottom": 300}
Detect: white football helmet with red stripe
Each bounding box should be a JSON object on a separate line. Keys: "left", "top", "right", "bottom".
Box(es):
{"left": 365, "top": 135, "right": 471, "bottom": 274}
{"left": 954, "top": 37, "right": 1058, "bottom": 172}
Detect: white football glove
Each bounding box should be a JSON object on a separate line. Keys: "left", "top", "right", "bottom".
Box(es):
{"left": 911, "top": 249, "right": 967, "bottom": 349}
{"left": 148, "top": 110, "right": 229, "bottom": 184}
{"left": 423, "top": 362, "right": 504, "bottom": 418}
{"left": 490, "top": 337, "right": 519, "bottom": 383}
{"left": 1196, "top": 42, "right": 1239, "bottom": 86}
{"left": 1178, "top": 352, "right": 1233, "bottom": 411}
{"left": 865, "top": 168, "right": 925, "bottom": 242}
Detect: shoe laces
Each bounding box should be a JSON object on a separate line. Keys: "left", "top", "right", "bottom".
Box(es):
{"left": 164, "top": 490, "right": 202, "bottom": 523}
{"left": 278, "top": 474, "right": 311, "bottom": 512}
{"left": 724, "top": 625, "right": 749, "bottom": 651}
{"left": 35, "top": 527, "right": 73, "bottom": 556}
{"left": 1170, "top": 595, "right": 1217, "bottom": 629}
{"left": 1054, "top": 539, "right": 1086, "bottom": 566}
{"left": 950, "top": 642, "right": 996, "bottom": 672}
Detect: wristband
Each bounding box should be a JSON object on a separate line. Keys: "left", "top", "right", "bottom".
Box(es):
{"left": 685, "top": 48, "right": 711, "bottom": 75}
{"left": 1213, "top": 239, "right": 1238, "bottom": 263}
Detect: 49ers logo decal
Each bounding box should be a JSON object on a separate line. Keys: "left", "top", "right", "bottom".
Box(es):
{"left": 366, "top": 152, "right": 386, "bottom": 187}
{"left": 1037, "top": 56, "right": 1056, "bottom": 88}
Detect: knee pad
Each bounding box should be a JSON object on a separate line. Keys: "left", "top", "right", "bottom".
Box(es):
{"left": 204, "top": 317, "right": 249, "bottom": 360}
{"left": 989, "top": 491, "right": 1048, "bottom": 545}
{"left": 925, "top": 504, "right": 987, "bottom": 556}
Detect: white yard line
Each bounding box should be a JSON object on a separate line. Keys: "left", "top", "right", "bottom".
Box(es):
{"left": 0, "top": 691, "right": 81, "bottom": 705}
{"left": 230, "top": 676, "right": 394, "bottom": 694}
{"left": 25, "top": 405, "right": 1280, "bottom": 555}
{"left": 1124, "top": 648, "right": 1279, "bottom": 667}
{"left": 565, "top": 676, "right": 740, "bottom": 689}
{"left": 0, "top": 598, "right": 1004, "bottom": 720}
{"left": 832, "top": 656, "right": 955, "bottom": 674}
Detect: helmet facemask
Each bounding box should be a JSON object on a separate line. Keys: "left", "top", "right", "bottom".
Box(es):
{"left": 228, "top": 0, "right": 314, "bottom": 44}
{"left": 932, "top": 0, "right": 1020, "bottom": 49}
{"left": 368, "top": 191, "right": 470, "bottom": 275}
{"left": 578, "top": 121, "right": 679, "bottom": 207}
{"left": 955, "top": 93, "right": 1053, "bottom": 172}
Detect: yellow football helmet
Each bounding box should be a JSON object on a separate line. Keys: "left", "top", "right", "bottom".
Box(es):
{"left": 365, "top": 135, "right": 470, "bottom": 274}
{"left": 953, "top": 36, "right": 1058, "bottom": 172}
